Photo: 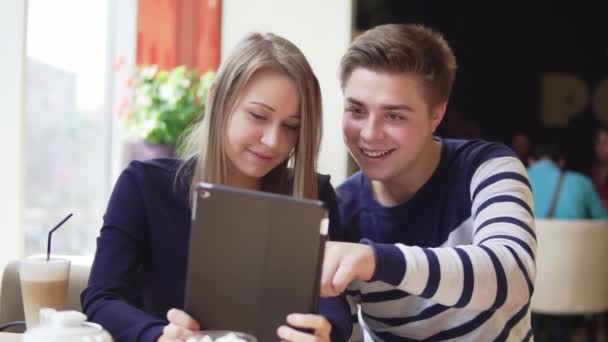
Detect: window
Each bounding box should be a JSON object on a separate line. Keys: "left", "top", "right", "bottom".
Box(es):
{"left": 24, "top": 0, "right": 127, "bottom": 256}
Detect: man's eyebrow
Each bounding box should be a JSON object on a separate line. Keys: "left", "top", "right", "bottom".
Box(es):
{"left": 381, "top": 104, "right": 414, "bottom": 111}
{"left": 345, "top": 97, "right": 364, "bottom": 106}
{"left": 346, "top": 97, "right": 413, "bottom": 111}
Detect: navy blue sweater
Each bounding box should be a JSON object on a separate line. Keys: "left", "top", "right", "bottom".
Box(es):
{"left": 81, "top": 159, "right": 351, "bottom": 342}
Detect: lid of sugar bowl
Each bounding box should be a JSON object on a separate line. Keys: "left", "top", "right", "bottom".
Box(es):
{"left": 23, "top": 308, "right": 113, "bottom": 342}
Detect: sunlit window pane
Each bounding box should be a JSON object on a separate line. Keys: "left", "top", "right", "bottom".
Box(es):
{"left": 25, "top": 0, "right": 111, "bottom": 256}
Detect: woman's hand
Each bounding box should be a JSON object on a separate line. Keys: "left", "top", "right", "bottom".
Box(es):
{"left": 277, "top": 313, "right": 332, "bottom": 342}
{"left": 158, "top": 308, "right": 201, "bottom": 342}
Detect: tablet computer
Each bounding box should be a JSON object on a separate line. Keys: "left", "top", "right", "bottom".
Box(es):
{"left": 184, "top": 182, "right": 328, "bottom": 341}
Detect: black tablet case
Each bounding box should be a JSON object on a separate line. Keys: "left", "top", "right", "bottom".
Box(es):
{"left": 184, "top": 183, "right": 328, "bottom": 341}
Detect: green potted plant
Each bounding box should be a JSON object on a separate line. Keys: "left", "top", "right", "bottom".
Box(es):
{"left": 119, "top": 65, "right": 214, "bottom": 160}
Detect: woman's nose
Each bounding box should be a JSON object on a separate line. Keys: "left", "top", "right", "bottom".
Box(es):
{"left": 260, "top": 125, "right": 281, "bottom": 148}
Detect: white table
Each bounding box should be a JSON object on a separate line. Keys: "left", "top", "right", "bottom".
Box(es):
{"left": 0, "top": 333, "right": 20, "bottom": 341}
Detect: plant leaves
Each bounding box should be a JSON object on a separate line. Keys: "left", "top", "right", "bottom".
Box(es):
{"left": 123, "top": 65, "right": 215, "bottom": 146}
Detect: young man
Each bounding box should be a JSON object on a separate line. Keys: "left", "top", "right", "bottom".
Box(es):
{"left": 321, "top": 24, "right": 536, "bottom": 341}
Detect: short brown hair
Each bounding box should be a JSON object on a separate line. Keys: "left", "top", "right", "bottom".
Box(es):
{"left": 339, "top": 24, "right": 457, "bottom": 108}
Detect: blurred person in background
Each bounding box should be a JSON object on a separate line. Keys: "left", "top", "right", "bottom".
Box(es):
{"left": 528, "top": 136, "right": 607, "bottom": 219}
{"left": 528, "top": 134, "right": 607, "bottom": 341}
{"left": 591, "top": 125, "right": 608, "bottom": 208}
{"left": 510, "top": 129, "right": 533, "bottom": 167}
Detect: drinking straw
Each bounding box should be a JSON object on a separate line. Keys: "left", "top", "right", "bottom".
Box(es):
{"left": 46, "top": 213, "right": 73, "bottom": 261}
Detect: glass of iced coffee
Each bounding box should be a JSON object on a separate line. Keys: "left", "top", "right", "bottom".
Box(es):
{"left": 19, "top": 256, "right": 71, "bottom": 329}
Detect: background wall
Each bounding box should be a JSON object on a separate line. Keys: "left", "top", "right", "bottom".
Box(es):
{"left": 0, "top": 1, "right": 27, "bottom": 276}
{"left": 222, "top": 0, "right": 353, "bottom": 184}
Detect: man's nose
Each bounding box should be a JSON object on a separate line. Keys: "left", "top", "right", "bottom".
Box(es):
{"left": 360, "top": 114, "right": 384, "bottom": 141}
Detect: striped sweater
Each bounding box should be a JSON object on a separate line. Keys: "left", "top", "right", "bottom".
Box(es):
{"left": 335, "top": 139, "right": 536, "bottom": 341}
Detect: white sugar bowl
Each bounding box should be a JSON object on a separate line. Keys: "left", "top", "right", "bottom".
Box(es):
{"left": 23, "top": 308, "right": 113, "bottom": 342}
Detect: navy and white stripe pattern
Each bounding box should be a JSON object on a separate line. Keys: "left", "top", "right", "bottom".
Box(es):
{"left": 336, "top": 139, "right": 536, "bottom": 341}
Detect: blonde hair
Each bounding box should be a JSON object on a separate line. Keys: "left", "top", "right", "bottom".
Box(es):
{"left": 178, "top": 32, "right": 322, "bottom": 199}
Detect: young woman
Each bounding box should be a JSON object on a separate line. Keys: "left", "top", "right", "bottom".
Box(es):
{"left": 81, "top": 32, "right": 350, "bottom": 342}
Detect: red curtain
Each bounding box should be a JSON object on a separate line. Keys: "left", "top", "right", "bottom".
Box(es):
{"left": 137, "top": 0, "right": 221, "bottom": 73}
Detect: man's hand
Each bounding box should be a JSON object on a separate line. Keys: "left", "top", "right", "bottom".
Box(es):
{"left": 158, "top": 308, "right": 200, "bottom": 341}
{"left": 321, "top": 241, "right": 376, "bottom": 297}
{"left": 277, "top": 314, "right": 331, "bottom": 342}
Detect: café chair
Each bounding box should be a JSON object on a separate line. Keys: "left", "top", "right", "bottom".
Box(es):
{"left": 0, "top": 255, "right": 92, "bottom": 333}
{"left": 530, "top": 219, "right": 608, "bottom": 341}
